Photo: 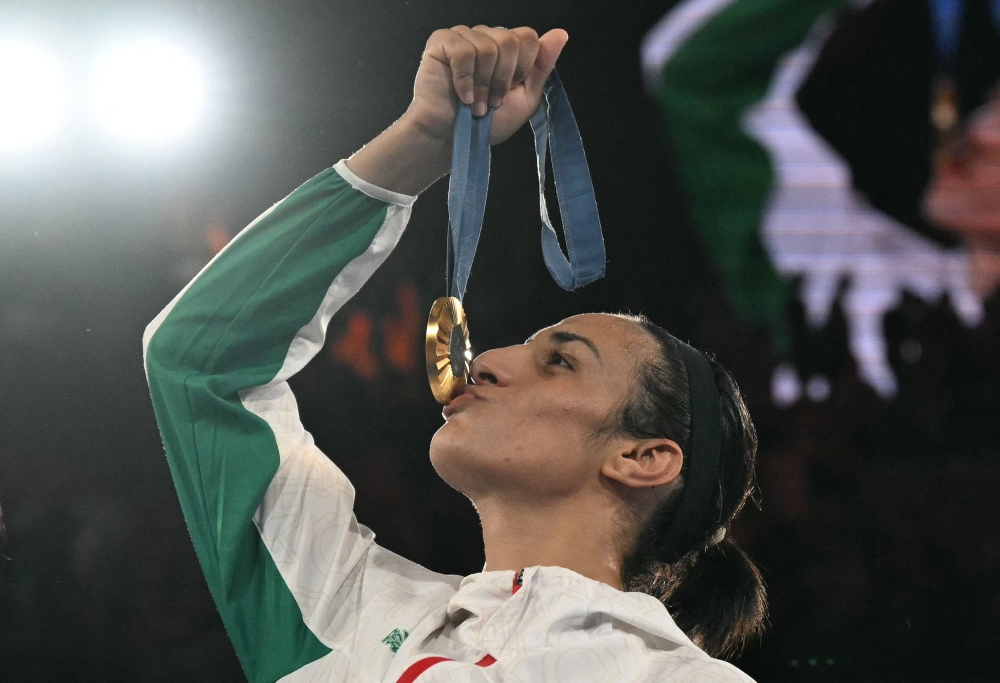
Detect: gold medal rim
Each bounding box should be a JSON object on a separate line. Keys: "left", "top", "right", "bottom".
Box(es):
{"left": 425, "top": 296, "right": 470, "bottom": 404}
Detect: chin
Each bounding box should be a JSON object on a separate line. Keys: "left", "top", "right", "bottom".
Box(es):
{"left": 428, "top": 423, "right": 471, "bottom": 492}
{"left": 429, "top": 422, "right": 496, "bottom": 498}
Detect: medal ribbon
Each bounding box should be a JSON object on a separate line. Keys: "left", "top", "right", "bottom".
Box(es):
{"left": 446, "top": 68, "right": 606, "bottom": 301}
{"left": 446, "top": 104, "right": 493, "bottom": 300}
{"left": 530, "top": 69, "right": 606, "bottom": 290}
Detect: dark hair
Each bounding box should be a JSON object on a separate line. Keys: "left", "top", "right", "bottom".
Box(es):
{"left": 611, "top": 316, "right": 766, "bottom": 659}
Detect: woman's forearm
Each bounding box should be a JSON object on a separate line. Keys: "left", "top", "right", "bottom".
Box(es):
{"left": 346, "top": 111, "right": 453, "bottom": 196}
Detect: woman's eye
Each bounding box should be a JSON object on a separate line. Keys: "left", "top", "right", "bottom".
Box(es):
{"left": 547, "top": 351, "right": 572, "bottom": 369}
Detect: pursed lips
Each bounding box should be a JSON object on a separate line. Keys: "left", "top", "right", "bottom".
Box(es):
{"left": 442, "top": 387, "right": 483, "bottom": 419}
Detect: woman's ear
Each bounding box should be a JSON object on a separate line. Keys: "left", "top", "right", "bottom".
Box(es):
{"left": 601, "top": 438, "right": 684, "bottom": 490}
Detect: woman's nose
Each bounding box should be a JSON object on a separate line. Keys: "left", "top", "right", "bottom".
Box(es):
{"left": 470, "top": 347, "right": 516, "bottom": 386}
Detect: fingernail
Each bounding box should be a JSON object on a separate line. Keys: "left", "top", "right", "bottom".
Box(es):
{"left": 462, "top": 90, "right": 474, "bottom": 105}
{"left": 489, "top": 95, "right": 502, "bottom": 108}
{"left": 474, "top": 101, "right": 486, "bottom": 117}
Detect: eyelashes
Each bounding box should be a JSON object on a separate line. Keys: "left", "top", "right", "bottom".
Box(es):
{"left": 546, "top": 349, "right": 573, "bottom": 370}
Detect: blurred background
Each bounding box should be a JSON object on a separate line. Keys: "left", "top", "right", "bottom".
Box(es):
{"left": 1, "top": 0, "right": 998, "bottom": 681}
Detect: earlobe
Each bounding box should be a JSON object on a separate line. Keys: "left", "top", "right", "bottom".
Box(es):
{"left": 602, "top": 438, "right": 683, "bottom": 490}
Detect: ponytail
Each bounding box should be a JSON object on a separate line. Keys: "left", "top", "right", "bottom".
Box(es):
{"left": 612, "top": 317, "right": 766, "bottom": 658}
{"left": 634, "top": 538, "right": 766, "bottom": 658}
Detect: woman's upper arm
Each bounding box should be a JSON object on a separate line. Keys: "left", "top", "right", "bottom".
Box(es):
{"left": 143, "top": 163, "right": 416, "bottom": 682}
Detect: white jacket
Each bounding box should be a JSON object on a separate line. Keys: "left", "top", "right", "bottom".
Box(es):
{"left": 143, "top": 160, "right": 756, "bottom": 683}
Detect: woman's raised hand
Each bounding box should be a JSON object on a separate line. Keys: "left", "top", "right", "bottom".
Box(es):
{"left": 346, "top": 25, "right": 567, "bottom": 196}
{"left": 406, "top": 26, "right": 568, "bottom": 146}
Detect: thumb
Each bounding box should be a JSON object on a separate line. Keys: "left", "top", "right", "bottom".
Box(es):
{"left": 524, "top": 28, "right": 568, "bottom": 93}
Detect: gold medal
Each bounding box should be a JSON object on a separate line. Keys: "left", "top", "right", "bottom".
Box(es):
{"left": 425, "top": 296, "right": 471, "bottom": 404}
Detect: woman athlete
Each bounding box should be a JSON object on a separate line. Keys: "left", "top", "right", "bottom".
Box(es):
{"left": 144, "top": 25, "right": 765, "bottom": 683}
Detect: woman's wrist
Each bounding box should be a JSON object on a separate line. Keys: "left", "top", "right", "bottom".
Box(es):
{"left": 346, "top": 110, "right": 453, "bottom": 197}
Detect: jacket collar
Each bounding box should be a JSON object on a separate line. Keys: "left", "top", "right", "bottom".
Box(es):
{"left": 448, "top": 565, "right": 699, "bottom": 653}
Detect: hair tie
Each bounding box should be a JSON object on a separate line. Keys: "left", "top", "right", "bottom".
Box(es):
{"left": 707, "top": 527, "right": 726, "bottom": 548}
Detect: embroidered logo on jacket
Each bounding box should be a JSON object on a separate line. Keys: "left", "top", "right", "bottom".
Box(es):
{"left": 381, "top": 628, "right": 409, "bottom": 654}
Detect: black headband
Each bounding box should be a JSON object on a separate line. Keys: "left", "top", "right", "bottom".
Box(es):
{"left": 659, "top": 340, "right": 723, "bottom": 563}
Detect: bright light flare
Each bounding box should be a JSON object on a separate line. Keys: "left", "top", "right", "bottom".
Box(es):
{"left": 0, "top": 42, "right": 64, "bottom": 152}
{"left": 93, "top": 42, "right": 202, "bottom": 141}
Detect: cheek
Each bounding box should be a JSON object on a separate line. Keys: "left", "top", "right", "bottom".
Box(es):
{"left": 487, "top": 397, "right": 599, "bottom": 488}
{"left": 428, "top": 396, "right": 598, "bottom": 497}
{"left": 490, "top": 393, "right": 583, "bottom": 451}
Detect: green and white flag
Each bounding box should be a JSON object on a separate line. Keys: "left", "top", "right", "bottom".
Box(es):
{"left": 643, "top": 0, "right": 982, "bottom": 396}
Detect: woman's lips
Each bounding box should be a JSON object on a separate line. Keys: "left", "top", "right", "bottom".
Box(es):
{"left": 442, "top": 389, "right": 480, "bottom": 419}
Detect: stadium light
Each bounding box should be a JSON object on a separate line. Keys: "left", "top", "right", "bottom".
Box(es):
{"left": 93, "top": 42, "right": 202, "bottom": 141}
{"left": 0, "top": 42, "right": 64, "bottom": 152}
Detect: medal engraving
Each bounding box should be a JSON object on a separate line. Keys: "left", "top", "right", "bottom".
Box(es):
{"left": 448, "top": 322, "right": 469, "bottom": 378}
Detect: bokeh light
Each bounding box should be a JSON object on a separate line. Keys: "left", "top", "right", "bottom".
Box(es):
{"left": 92, "top": 42, "right": 202, "bottom": 141}
{"left": 0, "top": 42, "right": 64, "bottom": 152}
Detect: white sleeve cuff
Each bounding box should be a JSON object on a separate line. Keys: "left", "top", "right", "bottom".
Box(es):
{"left": 333, "top": 159, "right": 418, "bottom": 207}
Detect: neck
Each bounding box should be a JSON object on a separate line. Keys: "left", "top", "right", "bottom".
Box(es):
{"left": 474, "top": 493, "right": 626, "bottom": 590}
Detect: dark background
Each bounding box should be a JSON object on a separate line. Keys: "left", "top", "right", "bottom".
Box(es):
{"left": 1, "top": 1, "right": 999, "bottom": 681}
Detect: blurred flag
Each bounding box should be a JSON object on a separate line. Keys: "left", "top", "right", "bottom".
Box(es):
{"left": 643, "top": 0, "right": 990, "bottom": 396}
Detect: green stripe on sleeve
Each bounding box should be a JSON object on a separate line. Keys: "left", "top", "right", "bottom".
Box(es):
{"left": 144, "top": 167, "right": 400, "bottom": 682}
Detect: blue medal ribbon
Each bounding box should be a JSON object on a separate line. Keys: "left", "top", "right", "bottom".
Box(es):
{"left": 446, "top": 104, "right": 493, "bottom": 300}
{"left": 446, "top": 68, "right": 606, "bottom": 301}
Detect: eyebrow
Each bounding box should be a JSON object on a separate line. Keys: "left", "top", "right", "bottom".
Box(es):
{"left": 526, "top": 330, "right": 603, "bottom": 364}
